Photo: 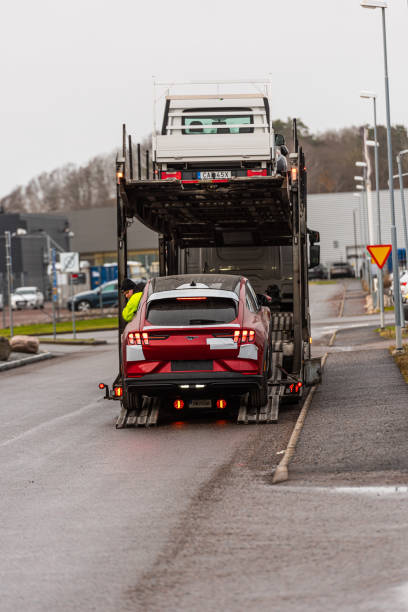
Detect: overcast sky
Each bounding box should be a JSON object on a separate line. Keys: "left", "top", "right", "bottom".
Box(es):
{"left": 1, "top": 0, "right": 407, "bottom": 197}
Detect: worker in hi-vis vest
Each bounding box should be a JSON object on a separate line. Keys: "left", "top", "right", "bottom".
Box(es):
{"left": 121, "top": 278, "right": 146, "bottom": 323}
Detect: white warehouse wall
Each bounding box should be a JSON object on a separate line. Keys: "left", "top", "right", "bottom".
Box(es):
{"left": 308, "top": 188, "right": 408, "bottom": 268}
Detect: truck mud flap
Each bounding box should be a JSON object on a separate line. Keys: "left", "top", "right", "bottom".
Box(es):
{"left": 116, "top": 397, "right": 160, "bottom": 429}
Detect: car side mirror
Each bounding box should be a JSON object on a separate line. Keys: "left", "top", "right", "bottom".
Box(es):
{"left": 309, "top": 244, "right": 320, "bottom": 268}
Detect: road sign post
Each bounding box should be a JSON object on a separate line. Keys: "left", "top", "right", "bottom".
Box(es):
{"left": 366, "top": 245, "right": 394, "bottom": 328}
{"left": 60, "top": 252, "right": 80, "bottom": 340}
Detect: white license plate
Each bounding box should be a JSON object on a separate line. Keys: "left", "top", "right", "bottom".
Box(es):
{"left": 189, "top": 399, "right": 212, "bottom": 408}
{"left": 198, "top": 171, "right": 231, "bottom": 180}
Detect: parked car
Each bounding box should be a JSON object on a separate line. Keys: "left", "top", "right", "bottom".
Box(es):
{"left": 67, "top": 278, "right": 146, "bottom": 311}
{"left": 329, "top": 262, "right": 355, "bottom": 279}
{"left": 11, "top": 287, "right": 44, "bottom": 310}
{"left": 308, "top": 264, "right": 328, "bottom": 280}
{"left": 122, "top": 274, "right": 273, "bottom": 410}
{"left": 398, "top": 271, "right": 408, "bottom": 302}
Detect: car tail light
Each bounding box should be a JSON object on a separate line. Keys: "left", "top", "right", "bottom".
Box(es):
{"left": 216, "top": 399, "right": 227, "bottom": 409}
{"left": 127, "top": 332, "right": 150, "bottom": 345}
{"left": 289, "top": 382, "right": 303, "bottom": 393}
{"left": 401, "top": 282, "right": 407, "bottom": 286}
{"left": 161, "top": 171, "right": 182, "bottom": 180}
{"left": 291, "top": 167, "right": 298, "bottom": 181}
{"left": 247, "top": 169, "right": 267, "bottom": 177}
{"left": 128, "top": 332, "right": 141, "bottom": 345}
{"left": 233, "top": 329, "right": 256, "bottom": 344}
{"left": 114, "top": 386, "right": 123, "bottom": 397}
{"left": 176, "top": 297, "right": 207, "bottom": 301}
{"left": 174, "top": 399, "right": 184, "bottom": 410}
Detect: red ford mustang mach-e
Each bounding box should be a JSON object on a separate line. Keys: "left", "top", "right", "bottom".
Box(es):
{"left": 122, "top": 274, "right": 272, "bottom": 413}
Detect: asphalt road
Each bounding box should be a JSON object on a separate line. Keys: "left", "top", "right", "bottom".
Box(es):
{"left": 1, "top": 279, "right": 408, "bottom": 612}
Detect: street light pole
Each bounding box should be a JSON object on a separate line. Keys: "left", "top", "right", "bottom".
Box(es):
{"left": 5, "top": 231, "right": 13, "bottom": 337}
{"left": 360, "top": 91, "right": 385, "bottom": 328}
{"left": 361, "top": 0, "right": 402, "bottom": 351}
{"left": 397, "top": 151, "right": 408, "bottom": 268}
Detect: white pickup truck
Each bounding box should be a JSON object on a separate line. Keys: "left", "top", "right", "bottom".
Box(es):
{"left": 152, "top": 81, "right": 288, "bottom": 181}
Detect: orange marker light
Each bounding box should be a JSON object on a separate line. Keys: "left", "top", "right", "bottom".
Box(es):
{"left": 99, "top": 383, "right": 105, "bottom": 389}
{"left": 174, "top": 399, "right": 184, "bottom": 410}
{"left": 291, "top": 167, "right": 298, "bottom": 182}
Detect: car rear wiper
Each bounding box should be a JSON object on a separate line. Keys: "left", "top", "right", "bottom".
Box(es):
{"left": 189, "top": 319, "right": 222, "bottom": 324}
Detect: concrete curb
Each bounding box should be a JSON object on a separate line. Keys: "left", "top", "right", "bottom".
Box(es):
{"left": 272, "top": 352, "right": 329, "bottom": 484}
{"left": 0, "top": 352, "right": 55, "bottom": 372}
{"left": 39, "top": 339, "right": 107, "bottom": 346}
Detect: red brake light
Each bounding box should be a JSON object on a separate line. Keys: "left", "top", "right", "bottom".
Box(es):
{"left": 176, "top": 297, "right": 207, "bottom": 301}
{"left": 161, "top": 171, "right": 182, "bottom": 180}
{"left": 114, "top": 386, "right": 123, "bottom": 397}
{"left": 174, "top": 399, "right": 184, "bottom": 410}
{"left": 247, "top": 169, "right": 267, "bottom": 177}
{"left": 216, "top": 399, "right": 227, "bottom": 409}
{"left": 233, "top": 329, "right": 256, "bottom": 344}
{"left": 401, "top": 282, "right": 407, "bottom": 286}
{"left": 128, "top": 332, "right": 149, "bottom": 345}
{"left": 98, "top": 383, "right": 105, "bottom": 389}
{"left": 128, "top": 332, "right": 142, "bottom": 345}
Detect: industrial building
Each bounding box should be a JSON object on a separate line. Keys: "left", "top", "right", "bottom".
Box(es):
{"left": 0, "top": 211, "right": 71, "bottom": 297}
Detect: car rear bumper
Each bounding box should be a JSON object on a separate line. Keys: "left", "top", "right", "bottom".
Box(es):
{"left": 125, "top": 372, "right": 263, "bottom": 396}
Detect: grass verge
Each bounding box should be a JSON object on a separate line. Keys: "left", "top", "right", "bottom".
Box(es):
{"left": 390, "top": 344, "right": 408, "bottom": 383}
{"left": 0, "top": 317, "right": 118, "bottom": 338}
{"left": 375, "top": 326, "right": 408, "bottom": 339}
{"left": 309, "top": 280, "right": 337, "bottom": 285}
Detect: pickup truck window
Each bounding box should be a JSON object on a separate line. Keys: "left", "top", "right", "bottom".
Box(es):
{"left": 182, "top": 107, "right": 253, "bottom": 135}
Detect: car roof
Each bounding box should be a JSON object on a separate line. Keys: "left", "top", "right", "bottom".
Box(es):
{"left": 149, "top": 274, "right": 242, "bottom": 294}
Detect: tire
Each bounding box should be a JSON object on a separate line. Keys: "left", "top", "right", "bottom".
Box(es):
{"left": 128, "top": 391, "right": 141, "bottom": 412}
{"left": 249, "top": 373, "right": 268, "bottom": 409}
{"left": 77, "top": 300, "right": 91, "bottom": 312}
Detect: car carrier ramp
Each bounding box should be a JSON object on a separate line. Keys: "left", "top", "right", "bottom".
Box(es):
{"left": 120, "top": 175, "right": 293, "bottom": 247}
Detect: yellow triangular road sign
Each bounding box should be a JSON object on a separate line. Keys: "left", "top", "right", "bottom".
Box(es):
{"left": 366, "top": 244, "right": 392, "bottom": 269}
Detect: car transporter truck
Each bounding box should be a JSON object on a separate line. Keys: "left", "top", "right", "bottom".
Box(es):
{"left": 100, "top": 81, "right": 322, "bottom": 427}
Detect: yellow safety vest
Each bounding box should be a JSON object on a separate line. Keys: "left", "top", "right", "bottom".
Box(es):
{"left": 122, "top": 292, "right": 143, "bottom": 323}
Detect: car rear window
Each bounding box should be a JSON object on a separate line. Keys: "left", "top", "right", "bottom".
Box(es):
{"left": 146, "top": 297, "right": 237, "bottom": 326}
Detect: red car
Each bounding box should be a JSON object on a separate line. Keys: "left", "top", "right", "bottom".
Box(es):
{"left": 122, "top": 274, "right": 272, "bottom": 413}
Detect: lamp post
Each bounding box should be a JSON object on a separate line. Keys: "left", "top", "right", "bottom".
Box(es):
{"left": 355, "top": 165, "right": 372, "bottom": 292}
{"left": 360, "top": 91, "right": 385, "bottom": 328}
{"left": 354, "top": 190, "right": 368, "bottom": 284}
{"left": 361, "top": 0, "right": 402, "bottom": 350}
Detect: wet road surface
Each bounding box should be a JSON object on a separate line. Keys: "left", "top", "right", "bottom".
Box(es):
{"left": 1, "top": 279, "right": 408, "bottom": 611}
